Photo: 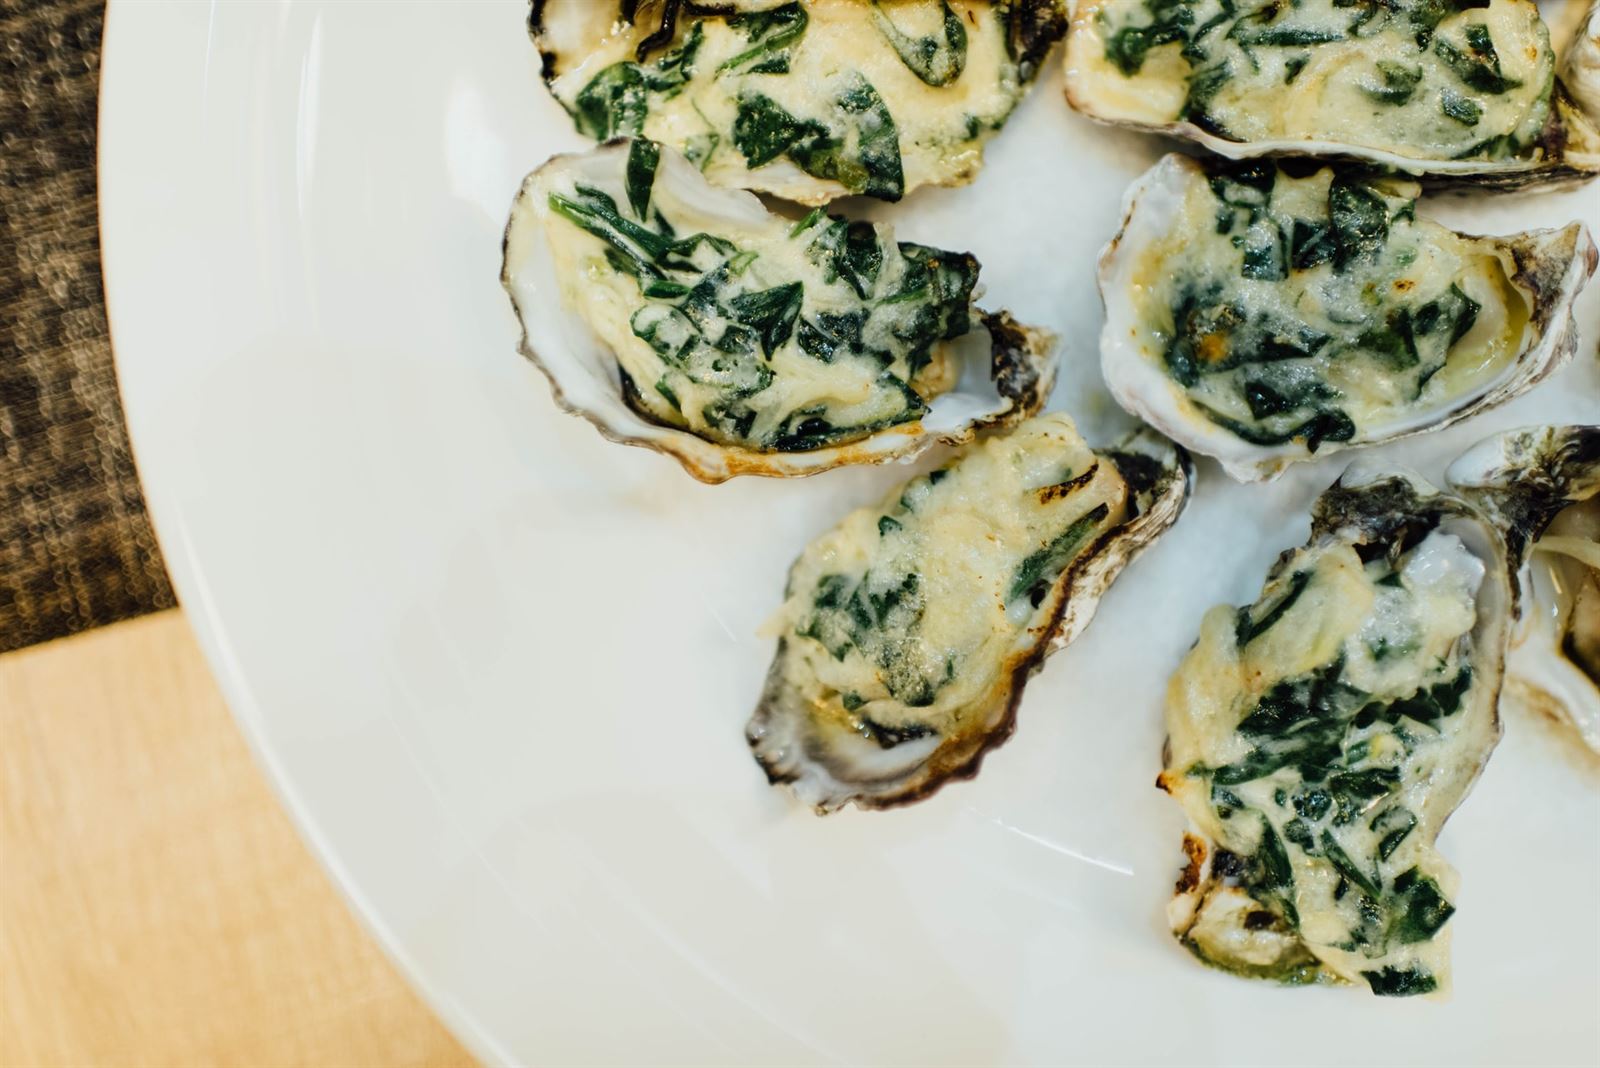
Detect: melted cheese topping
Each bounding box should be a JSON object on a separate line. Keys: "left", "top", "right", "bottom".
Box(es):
{"left": 1165, "top": 529, "right": 1493, "bottom": 994}
{"left": 1069, "top": 0, "right": 1555, "bottom": 164}
{"left": 771, "top": 413, "right": 1128, "bottom": 742}
{"left": 1127, "top": 162, "right": 1529, "bottom": 450}
{"left": 536, "top": 144, "right": 976, "bottom": 450}
{"left": 543, "top": 0, "right": 1054, "bottom": 201}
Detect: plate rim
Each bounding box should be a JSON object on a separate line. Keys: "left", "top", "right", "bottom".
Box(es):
{"left": 96, "top": 3, "right": 510, "bottom": 1062}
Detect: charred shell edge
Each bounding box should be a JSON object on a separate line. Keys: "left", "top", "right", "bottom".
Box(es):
{"left": 974, "top": 310, "right": 1059, "bottom": 432}
{"left": 530, "top": 1, "right": 1071, "bottom": 81}
{"left": 747, "top": 428, "right": 1193, "bottom": 813}
{"left": 1098, "top": 154, "right": 1599, "bottom": 482}
{"left": 1446, "top": 424, "right": 1600, "bottom": 578}
{"left": 1004, "top": 0, "right": 1072, "bottom": 81}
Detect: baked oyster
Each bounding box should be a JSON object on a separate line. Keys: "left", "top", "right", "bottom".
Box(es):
{"left": 1161, "top": 467, "right": 1511, "bottom": 995}
{"left": 1449, "top": 425, "right": 1600, "bottom": 751}
{"left": 502, "top": 140, "right": 1056, "bottom": 482}
{"left": 1065, "top": 0, "right": 1600, "bottom": 189}
{"left": 747, "top": 413, "right": 1192, "bottom": 811}
{"left": 530, "top": 0, "right": 1069, "bottom": 203}
{"left": 1099, "top": 154, "right": 1597, "bottom": 481}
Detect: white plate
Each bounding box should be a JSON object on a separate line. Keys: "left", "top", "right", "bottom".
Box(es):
{"left": 99, "top": 3, "right": 1600, "bottom": 1064}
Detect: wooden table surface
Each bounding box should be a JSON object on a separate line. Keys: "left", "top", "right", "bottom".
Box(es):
{"left": 0, "top": 610, "right": 478, "bottom": 1068}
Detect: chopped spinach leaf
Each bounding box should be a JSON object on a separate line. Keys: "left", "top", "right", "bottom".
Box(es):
{"left": 1197, "top": 404, "right": 1357, "bottom": 452}
{"left": 1389, "top": 868, "right": 1455, "bottom": 944}
{"left": 731, "top": 91, "right": 817, "bottom": 168}
{"left": 1241, "top": 375, "right": 1337, "bottom": 420}
{"left": 1235, "top": 26, "right": 1345, "bottom": 48}
{"left": 1363, "top": 965, "right": 1437, "bottom": 997}
{"left": 1361, "top": 60, "right": 1423, "bottom": 105}
{"left": 570, "top": 23, "right": 704, "bottom": 140}
{"left": 1440, "top": 87, "right": 1483, "bottom": 125}
{"left": 1328, "top": 177, "right": 1390, "bottom": 272}
{"left": 1235, "top": 570, "right": 1311, "bottom": 646}
{"left": 624, "top": 138, "right": 660, "bottom": 220}
{"left": 768, "top": 377, "right": 927, "bottom": 452}
{"left": 654, "top": 377, "right": 681, "bottom": 412}
{"left": 1328, "top": 767, "right": 1400, "bottom": 825}
{"left": 1414, "top": 283, "right": 1480, "bottom": 346}
{"left": 797, "top": 310, "right": 869, "bottom": 363}
{"left": 1103, "top": 0, "right": 1194, "bottom": 75}
{"left": 718, "top": 2, "right": 808, "bottom": 75}
{"left": 873, "top": 0, "right": 967, "bottom": 86}
{"left": 1372, "top": 806, "right": 1417, "bottom": 860}
{"left": 1288, "top": 218, "right": 1335, "bottom": 270}
{"left": 1182, "top": 61, "right": 1235, "bottom": 135}
{"left": 728, "top": 282, "right": 803, "bottom": 357}
{"left": 1355, "top": 666, "right": 1472, "bottom": 728}
{"left": 1007, "top": 504, "right": 1112, "bottom": 605}
{"left": 798, "top": 568, "right": 954, "bottom": 706}
{"left": 1435, "top": 22, "right": 1521, "bottom": 95}
{"left": 1354, "top": 308, "right": 1420, "bottom": 371}
{"left": 1241, "top": 221, "right": 1288, "bottom": 281}
{"left": 1320, "top": 830, "right": 1380, "bottom": 898}
{"left": 806, "top": 218, "right": 883, "bottom": 299}
{"left": 732, "top": 76, "right": 904, "bottom": 200}
{"left": 572, "top": 63, "right": 648, "bottom": 140}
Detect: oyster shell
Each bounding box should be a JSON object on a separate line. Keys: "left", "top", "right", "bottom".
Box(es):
{"left": 1448, "top": 425, "right": 1600, "bottom": 750}
{"left": 1560, "top": 0, "right": 1600, "bottom": 120}
{"left": 502, "top": 140, "right": 1056, "bottom": 482}
{"left": 1098, "top": 154, "right": 1597, "bottom": 482}
{"left": 1160, "top": 466, "right": 1511, "bottom": 995}
{"left": 747, "top": 413, "right": 1192, "bottom": 812}
{"left": 1065, "top": 0, "right": 1600, "bottom": 189}
{"left": 530, "top": 0, "right": 1069, "bottom": 204}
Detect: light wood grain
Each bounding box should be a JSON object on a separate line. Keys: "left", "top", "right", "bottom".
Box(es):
{"left": 0, "top": 610, "right": 478, "bottom": 1068}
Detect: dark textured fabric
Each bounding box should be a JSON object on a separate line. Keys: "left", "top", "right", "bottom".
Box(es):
{"left": 2, "top": 0, "right": 175, "bottom": 653}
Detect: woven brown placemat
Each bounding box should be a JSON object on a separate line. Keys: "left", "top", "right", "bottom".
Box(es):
{"left": 2, "top": 0, "right": 175, "bottom": 653}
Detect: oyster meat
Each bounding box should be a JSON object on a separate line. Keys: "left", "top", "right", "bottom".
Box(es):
{"left": 1099, "top": 154, "right": 1596, "bottom": 481}
{"left": 748, "top": 413, "right": 1191, "bottom": 811}
{"left": 1449, "top": 425, "right": 1600, "bottom": 751}
{"left": 502, "top": 140, "right": 1056, "bottom": 482}
{"left": 1161, "top": 467, "right": 1511, "bottom": 995}
{"left": 530, "top": 0, "right": 1068, "bottom": 203}
{"left": 1065, "top": 0, "right": 1600, "bottom": 188}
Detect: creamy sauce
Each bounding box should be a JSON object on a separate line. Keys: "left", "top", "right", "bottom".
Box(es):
{"left": 1069, "top": 0, "right": 1555, "bottom": 163}
{"left": 1127, "top": 162, "right": 1529, "bottom": 450}
{"left": 771, "top": 414, "right": 1129, "bottom": 741}
{"left": 542, "top": 0, "right": 1055, "bottom": 201}
{"left": 1165, "top": 529, "right": 1493, "bottom": 994}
